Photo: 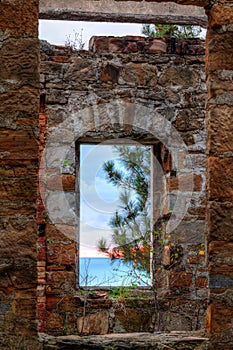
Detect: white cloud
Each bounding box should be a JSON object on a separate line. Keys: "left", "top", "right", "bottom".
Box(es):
{"left": 80, "top": 144, "right": 122, "bottom": 220}
{"left": 79, "top": 221, "right": 114, "bottom": 254}
{"left": 39, "top": 20, "right": 143, "bottom": 49}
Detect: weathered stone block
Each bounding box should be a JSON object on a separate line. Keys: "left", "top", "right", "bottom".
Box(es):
{"left": 12, "top": 258, "right": 37, "bottom": 287}
{"left": 46, "top": 175, "right": 75, "bottom": 191}
{"left": 208, "top": 5, "right": 233, "bottom": 27}
{"left": 45, "top": 192, "right": 76, "bottom": 226}
{"left": 0, "top": 220, "right": 37, "bottom": 259}
{"left": 162, "top": 311, "right": 192, "bottom": 331}
{"left": 0, "top": 201, "right": 35, "bottom": 218}
{"left": 0, "top": 178, "right": 37, "bottom": 201}
{"left": 100, "top": 63, "right": 121, "bottom": 84}
{"left": 187, "top": 206, "right": 206, "bottom": 219}
{"left": 145, "top": 39, "right": 167, "bottom": 54}
{"left": 0, "top": 38, "right": 39, "bottom": 90}
{"left": 209, "top": 289, "right": 233, "bottom": 309}
{"left": 0, "top": 87, "right": 39, "bottom": 117}
{"left": 47, "top": 312, "right": 65, "bottom": 331}
{"left": 46, "top": 271, "right": 75, "bottom": 290}
{"left": 207, "top": 302, "right": 233, "bottom": 336}
{"left": 174, "top": 109, "right": 204, "bottom": 132}
{"left": 209, "top": 241, "right": 233, "bottom": 280}
{"left": 169, "top": 271, "right": 193, "bottom": 288}
{"left": 207, "top": 157, "right": 233, "bottom": 200}
{"left": 171, "top": 220, "right": 205, "bottom": 244}
{"left": 159, "top": 67, "right": 199, "bottom": 87}
{"left": 89, "top": 36, "right": 109, "bottom": 53}
{"left": 77, "top": 311, "right": 109, "bottom": 335}
{"left": 175, "top": 38, "right": 205, "bottom": 56}
{"left": 45, "top": 223, "right": 75, "bottom": 241}
{"left": 207, "top": 105, "right": 233, "bottom": 153}
{"left": 46, "top": 106, "right": 67, "bottom": 127}
{"left": 0, "top": 0, "right": 39, "bottom": 37}
{"left": 64, "top": 58, "right": 96, "bottom": 83}
{"left": 207, "top": 71, "right": 233, "bottom": 99}
{"left": 207, "top": 200, "right": 233, "bottom": 241}
{"left": 47, "top": 241, "right": 76, "bottom": 266}
{"left": 0, "top": 129, "right": 38, "bottom": 160}
{"left": 206, "top": 30, "right": 233, "bottom": 72}
{"left": 196, "top": 277, "right": 208, "bottom": 288}
{"left": 119, "top": 62, "right": 157, "bottom": 86}
{"left": 167, "top": 174, "right": 202, "bottom": 192}
{"left": 114, "top": 307, "right": 153, "bottom": 333}
{"left": 209, "top": 274, "right": 233, "bottom": 289}
{"left": 15, "top": 291, "right": 37, "bottom": 319}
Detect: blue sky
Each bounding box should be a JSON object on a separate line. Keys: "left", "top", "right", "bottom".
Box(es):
{"left": 80, "top": 144, "right": 122, "bottom": 257}
{"left": 79, "top": 144, "right": 150, "bottom": 258}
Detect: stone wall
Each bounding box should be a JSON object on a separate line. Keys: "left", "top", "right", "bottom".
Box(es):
{"left": 38, "top": 36, "right": 207, "bottom": 336}
{"left": 39, "top": 0, "right": 207, "bottom": 26}
{"left": 0, "top": 0, "right": 233, "bottom": 348}
{"left": 205, "top": 2, "right": 233, "bottom": 349}
{"left": 0, "top": 0, "right": 41, "bottom": 348}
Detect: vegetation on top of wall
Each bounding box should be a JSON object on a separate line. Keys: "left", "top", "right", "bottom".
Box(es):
{"left": 65, "top": 29, "right": 85, "bottom": 50}
{"left": 142, "top": 24, "right": 202, "bottom": 38}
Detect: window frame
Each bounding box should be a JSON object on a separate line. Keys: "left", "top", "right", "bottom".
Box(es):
{"left": 76, "top": 139, "right": 164, "bottom": 290}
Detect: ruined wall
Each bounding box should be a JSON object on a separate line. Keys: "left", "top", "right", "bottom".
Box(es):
{"left": 38, "top": 36, "right": 207, "bottom": 336}
{"left": 39, "top": 0, "right": 207, "bottom": 26}
{"left": 205, "top": 2, "right": 233, "bottom": 349}
{"left": 0, "top": 0, "right": 232, "bottom": 347}
{"left": 0, "top": 0, "right": 41, "bottom": 348}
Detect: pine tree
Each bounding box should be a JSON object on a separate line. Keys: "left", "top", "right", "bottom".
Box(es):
{"left": 98, "top": 145, "right": 151, "bottom": 273}
{"left": 142, "top": 24, "right": 202, "bottom": 39}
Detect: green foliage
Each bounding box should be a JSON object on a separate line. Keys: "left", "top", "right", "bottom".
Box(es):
{"left": 46, "top": 237, "right": 54, "bottom": 244}
{"left": 98, "top": 145, "right": 151, "bottom": 274}
{"left": 142, "top": 24, "right": 202, "bottom": 38}
{"left": 109, "top": 287, "right": 130, "bottom": 299}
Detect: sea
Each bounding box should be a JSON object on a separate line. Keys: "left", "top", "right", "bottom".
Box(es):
{"left": 79, "top": 257, "right": 150, "bottom": 287}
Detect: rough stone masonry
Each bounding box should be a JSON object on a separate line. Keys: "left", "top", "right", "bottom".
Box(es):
{"left": 38, "top": 36, "right": 207, "bottom": 336}
{"left": 0, "top": 0, "right": 233, "bottom": 349}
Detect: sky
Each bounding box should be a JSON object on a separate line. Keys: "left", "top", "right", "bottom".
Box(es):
{"left": 39, "top": 20, "right": 143, "bottom": 49}
{"left": 80, "top": 144, "right": 120, "bottom": 257}
{"left": 39, "top": 20, "right": 206, "bottom": 49}
{"left": 79, "top": 144, "right": 150, "bottom": 258}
